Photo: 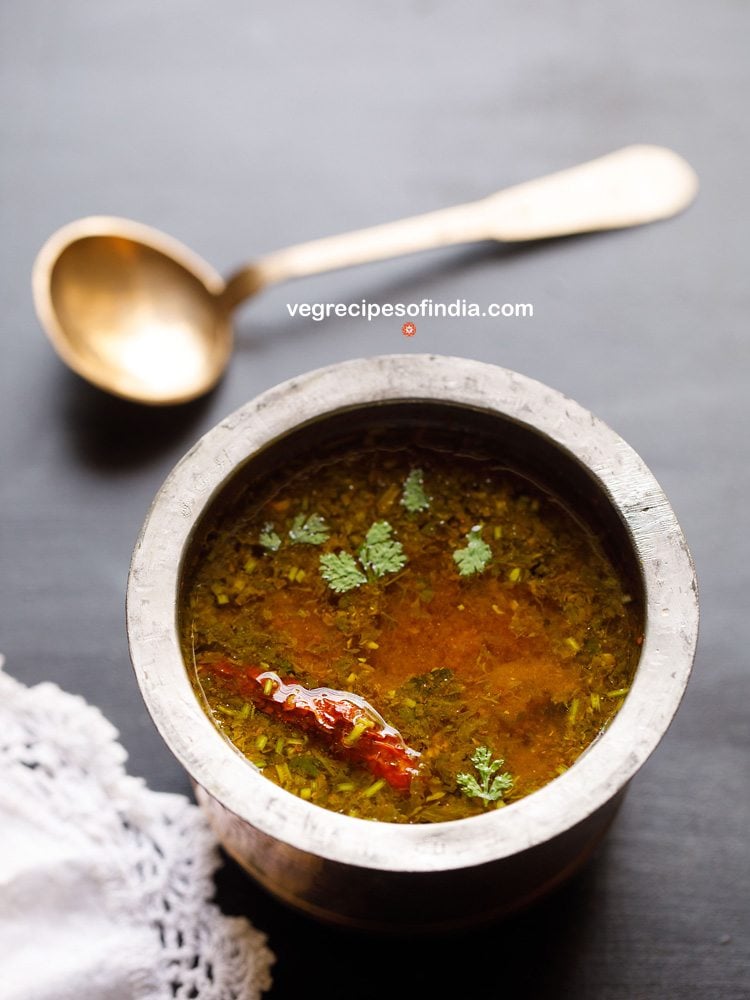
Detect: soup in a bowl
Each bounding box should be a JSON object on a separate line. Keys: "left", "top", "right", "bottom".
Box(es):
{"left": 128, "top": 356, "right": 697, "bottom": 928}
{"left": 181, "top": 431, "right": 641, "bottom": 823}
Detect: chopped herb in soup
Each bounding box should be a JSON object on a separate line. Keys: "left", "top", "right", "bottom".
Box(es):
{"left": 181, "top": 443, "right": 641, "bottom": 824}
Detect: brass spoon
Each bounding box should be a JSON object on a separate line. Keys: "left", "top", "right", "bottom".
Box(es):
{"left": 32, "top": 145, "right": 697, "bottom": 406}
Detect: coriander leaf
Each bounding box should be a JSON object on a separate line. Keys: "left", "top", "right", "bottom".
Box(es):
{"left": 288, "top": 512, "right": 330, "bottom": 545}
{"left": 453, "top": 526, "right": 492, "bottom": 576}
{"left": 358, "top": 520, "right": 407, "bottom": 578}
{"left": 361, "top": 520, "right": 392, "bottom": 545}
{"left": 456, "top": 745, "right": 513, "bottom": 804}
{"left": 489, "top": 773, "right": 514, "bottom": 799}
{"left": 401, "top": 467, "right": 430, "bottom": 513}
{"left": 259, "top": 522, "right": 282, "bottom": 552}
{"left": 456, "top": 773, "right": 483, "bottom": 798}
{"left": 319, "top": 552, "right": 367, "bottom": 593}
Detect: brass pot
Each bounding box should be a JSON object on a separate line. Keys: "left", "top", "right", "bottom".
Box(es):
{"left": 127, "top": 355, "right": 698, "bottom": 930}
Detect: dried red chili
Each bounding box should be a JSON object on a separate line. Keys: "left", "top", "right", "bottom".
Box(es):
{"left": 199, "top": 659, "right": 421, "bottom": 791}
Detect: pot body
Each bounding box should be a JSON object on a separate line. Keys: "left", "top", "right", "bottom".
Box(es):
{"left": 194, "top": 781, "right": 627, "bottom": 929}
{"left": 127, "top": 355, "right": 698, "bottom": 930}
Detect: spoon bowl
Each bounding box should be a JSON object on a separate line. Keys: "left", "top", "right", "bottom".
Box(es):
{"left": 34, "top": 217, "right": 231, "bottom": 404}
{"left": 33, "top": 146, "right": 698, "bottom": 405}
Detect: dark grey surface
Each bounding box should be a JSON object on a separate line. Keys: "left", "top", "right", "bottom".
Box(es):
{"left": 1, "top": 2, "right": 748, "bottom": 998}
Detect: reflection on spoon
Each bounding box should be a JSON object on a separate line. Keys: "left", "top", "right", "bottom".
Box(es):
{"left": 32, "top": 145, "right": 698, "bottom": 406}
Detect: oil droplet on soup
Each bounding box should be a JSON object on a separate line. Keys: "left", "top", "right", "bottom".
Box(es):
{"left": 180, "top": 444, "right": 641, "bottom": 824}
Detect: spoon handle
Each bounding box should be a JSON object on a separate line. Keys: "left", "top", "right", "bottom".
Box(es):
{"left": 222, "top": 145, "right": 697, "bottom": 308}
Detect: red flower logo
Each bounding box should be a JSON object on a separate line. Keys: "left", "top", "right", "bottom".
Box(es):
{"left": 402, "top": 322, "right": 416, "bottom": 337}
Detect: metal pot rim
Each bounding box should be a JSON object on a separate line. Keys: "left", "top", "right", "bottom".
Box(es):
{"left": 127, "top": 354, "right": 698, "bottom": 873}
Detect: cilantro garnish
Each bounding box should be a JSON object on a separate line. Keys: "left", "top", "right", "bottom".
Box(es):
{"left": 456, "top": 746, "right": 513, "bottom": 804}
{"left": 288, "top": 512, "right": 329, "bottom": 545}
{"left": 401, "top": 468, "right": 430, "bottom": 513}
{"left": 358, "top": 521, "right": 407, "bottom": 578}
{"left": 319, "top": 552, "right": 367, "bottom": 593}
{"left": 453, "top": 526, "right": 492, "bottom": 576}
{"left": 319, "top": 521, "right": 407, "bottom": 593}
{"left": 259, "top": 523, "right": 282, "bottom": 552}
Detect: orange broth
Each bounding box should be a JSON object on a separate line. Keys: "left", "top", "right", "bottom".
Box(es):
{"left": 181, "top": 443, "right": 641, "bottom": 823}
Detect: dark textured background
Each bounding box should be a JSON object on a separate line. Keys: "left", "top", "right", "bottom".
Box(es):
{"left": 1, "top": 3, "right": 748, "bottom": 997}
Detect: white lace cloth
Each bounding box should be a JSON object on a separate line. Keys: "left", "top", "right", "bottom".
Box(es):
{"left": 0, "top": 659, "right": 274, "bottom": 1000}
